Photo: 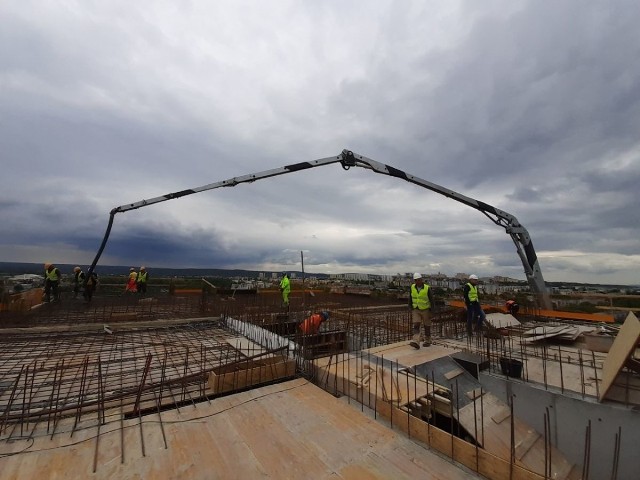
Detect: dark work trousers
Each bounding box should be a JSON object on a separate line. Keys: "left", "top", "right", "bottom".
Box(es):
{"left": 466, "top": 302, "right": 486, "bottom": 331}
{"left": 44, "top": 280, "right": 59, "bottom": 302}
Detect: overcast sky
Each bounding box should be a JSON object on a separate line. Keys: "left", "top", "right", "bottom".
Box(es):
{"left": 1, "top": 1, "right": 639, "bottom": 285}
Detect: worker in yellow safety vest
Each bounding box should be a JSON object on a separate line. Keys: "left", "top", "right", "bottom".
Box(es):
{"left": 463, "top": 274, "right": 486, "bottom": 335}
{"left": 43, "top": 263, "right": 61, "bottom": 302}
{"left": 409, "top": 273, "right": 434, "bottom": 349}
{"left": 72, "top": 266, "right": 85, "bottom": 299}
{"left": 136, "top": 266, "right": 148, "bottom": 294}
{"left": 279, "top": 273, "right": 290, "bottom": 310}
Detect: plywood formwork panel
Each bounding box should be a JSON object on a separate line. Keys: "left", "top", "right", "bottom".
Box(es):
{"left": 485, "top": 313, "right": 521, "bottom": 329}
{"left": 207, "top": 355, "right": 295, "bottom": 394}
{"left": 363, "top": 341, "right": 462, "bottom": 367}
{"left": 599, "top": 312, "right": 640, "bottom": 402}
{"left": 0, "top": 379, "right": 482, "bottom": 479}
{"left": 314, "top": 348, "right": 577, "bottom": 480}
{"left": 457, "top": 393, "right": 575, "bottom": 479}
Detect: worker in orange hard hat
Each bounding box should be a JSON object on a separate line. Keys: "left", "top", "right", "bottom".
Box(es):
{"left": 43, "top": 263, "right": 61, "bottom": 303}
{"left": 298, "top": 311, "right": 330, "bottom": 335}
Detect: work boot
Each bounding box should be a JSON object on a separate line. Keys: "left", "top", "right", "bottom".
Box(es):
{"left": 422, "top": 326, "right": 432, "bottom": 346}
{"left": 410, "top": 324, "right": 421, "bottom": 349}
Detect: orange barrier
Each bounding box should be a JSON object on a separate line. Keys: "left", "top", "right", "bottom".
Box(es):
{"left": 173, "top": 289, "right": 202, "bottom": 295}
{"left": 447, "top": 300, "right": 614, "bottom": 323}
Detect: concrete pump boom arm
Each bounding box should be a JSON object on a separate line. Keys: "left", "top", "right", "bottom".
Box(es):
{"left": 88, "top": 149, "right": 551, "bottom": 309}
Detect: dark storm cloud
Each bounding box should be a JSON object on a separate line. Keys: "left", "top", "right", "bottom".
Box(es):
{"left": 1, "top": 1, "right": 640, "bottom": 284}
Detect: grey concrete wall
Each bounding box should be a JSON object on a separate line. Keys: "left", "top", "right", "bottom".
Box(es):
{"left": 480, "top": 373, "right": 640, "bottom": 480}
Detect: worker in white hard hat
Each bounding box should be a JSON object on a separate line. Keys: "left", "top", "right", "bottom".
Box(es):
{"left": 463, "top": 274, "right": 486, "bottom": 335}
{"left": 409, "top": 273, "right": 434, "bottom": 349}
{"left": 136, "top": 266, "right": 148, "bottom": 295}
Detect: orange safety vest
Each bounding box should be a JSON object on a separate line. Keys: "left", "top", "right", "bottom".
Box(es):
{"left": 299, "top": 314, "right": 323, "bottom": 335}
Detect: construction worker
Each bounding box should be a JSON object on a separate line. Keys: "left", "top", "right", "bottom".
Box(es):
{"left": 125, "top": 268, "right": 138, "bottom": 293}
{"left": 299, "top": 311, "right": 330, "bottom": 335}
{"left": 137, "top": 266, "right": 148, "bottom": 294}
{"left": 279, "top": 272, "right": 290, "bottom": 310}
{"left": 84, "top": 270, "right": 98, "bottom": 302}
{"left": 43, "top": 263, "right": 61, "bottom": 302}
{"left": 463, "top": 274, "right": 486, "bottom": 335}
{"left": 409, "top": 273, "right": 434, "bottom": 349}
{"left": 505, "top": 299, "right": 519, "bottom": 315}
{"left": 72, "top": 266, "right": 85, "bottom": 298}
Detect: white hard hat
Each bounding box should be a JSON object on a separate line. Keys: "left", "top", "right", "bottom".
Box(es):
{"left": 413, "top": 272, "right": 422, "bottom": 280}
{"left": 469, "top": 274, "right": 478, "bottom": 280}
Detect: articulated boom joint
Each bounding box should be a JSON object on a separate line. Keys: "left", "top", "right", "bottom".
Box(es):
{"left": 340, "top": 149, "right": 357, "bottom": 169}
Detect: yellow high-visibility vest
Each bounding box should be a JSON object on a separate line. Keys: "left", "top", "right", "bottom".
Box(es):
{"left": 45, "top": 268, "right": 59, "bottom": 282}
{"left": 411, "top": 284, "right": 431, "bottom": 310}
{"left": 466, "top": 283, "right": 478, "bottom": 302}
{"left": 280, "top": 277, "right": 290, "bottom": 293}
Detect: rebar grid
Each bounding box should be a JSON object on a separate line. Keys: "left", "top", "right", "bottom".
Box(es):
{"left": 0, "top": 294, "right": 206, "bottom": 327}
{"left": 0, "top": 321, "right": 260, "bottom": 440}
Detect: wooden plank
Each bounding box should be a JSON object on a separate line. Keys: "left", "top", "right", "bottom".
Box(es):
{"left": 491, "top": 406, "right": 511, "bottom": 424}
{"left": 207, "top": 355, "right": 295, "bottom": 394}
{"left": 445, "top": 368, "right": 465, "bottom": 380}
{"left": 363, "top": 341, "right": 462, "bottom": 369}
{"left": 485, "top": 312, "right": 521, "bottom": 328}
{"left": 515, "top": 430, "right": 541, "bottom": 460}
{"left": 465, "top": 387, "right": 484, "bottom": 401}
{"left": 600, "top": 312, "right": 640, "bottom": 401}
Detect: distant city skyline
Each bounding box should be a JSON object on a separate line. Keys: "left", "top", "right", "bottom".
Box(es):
{"left": 1, "top": 262, "right": 636, "bottom": 288}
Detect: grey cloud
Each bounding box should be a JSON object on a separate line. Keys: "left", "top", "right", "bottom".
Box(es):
{"left": 1, "top": 2, "right": 640, "bottom": 284}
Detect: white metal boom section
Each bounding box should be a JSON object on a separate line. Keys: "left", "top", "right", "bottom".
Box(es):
{"left": 88, "top": 149, "right": 551, "bottom": 309}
